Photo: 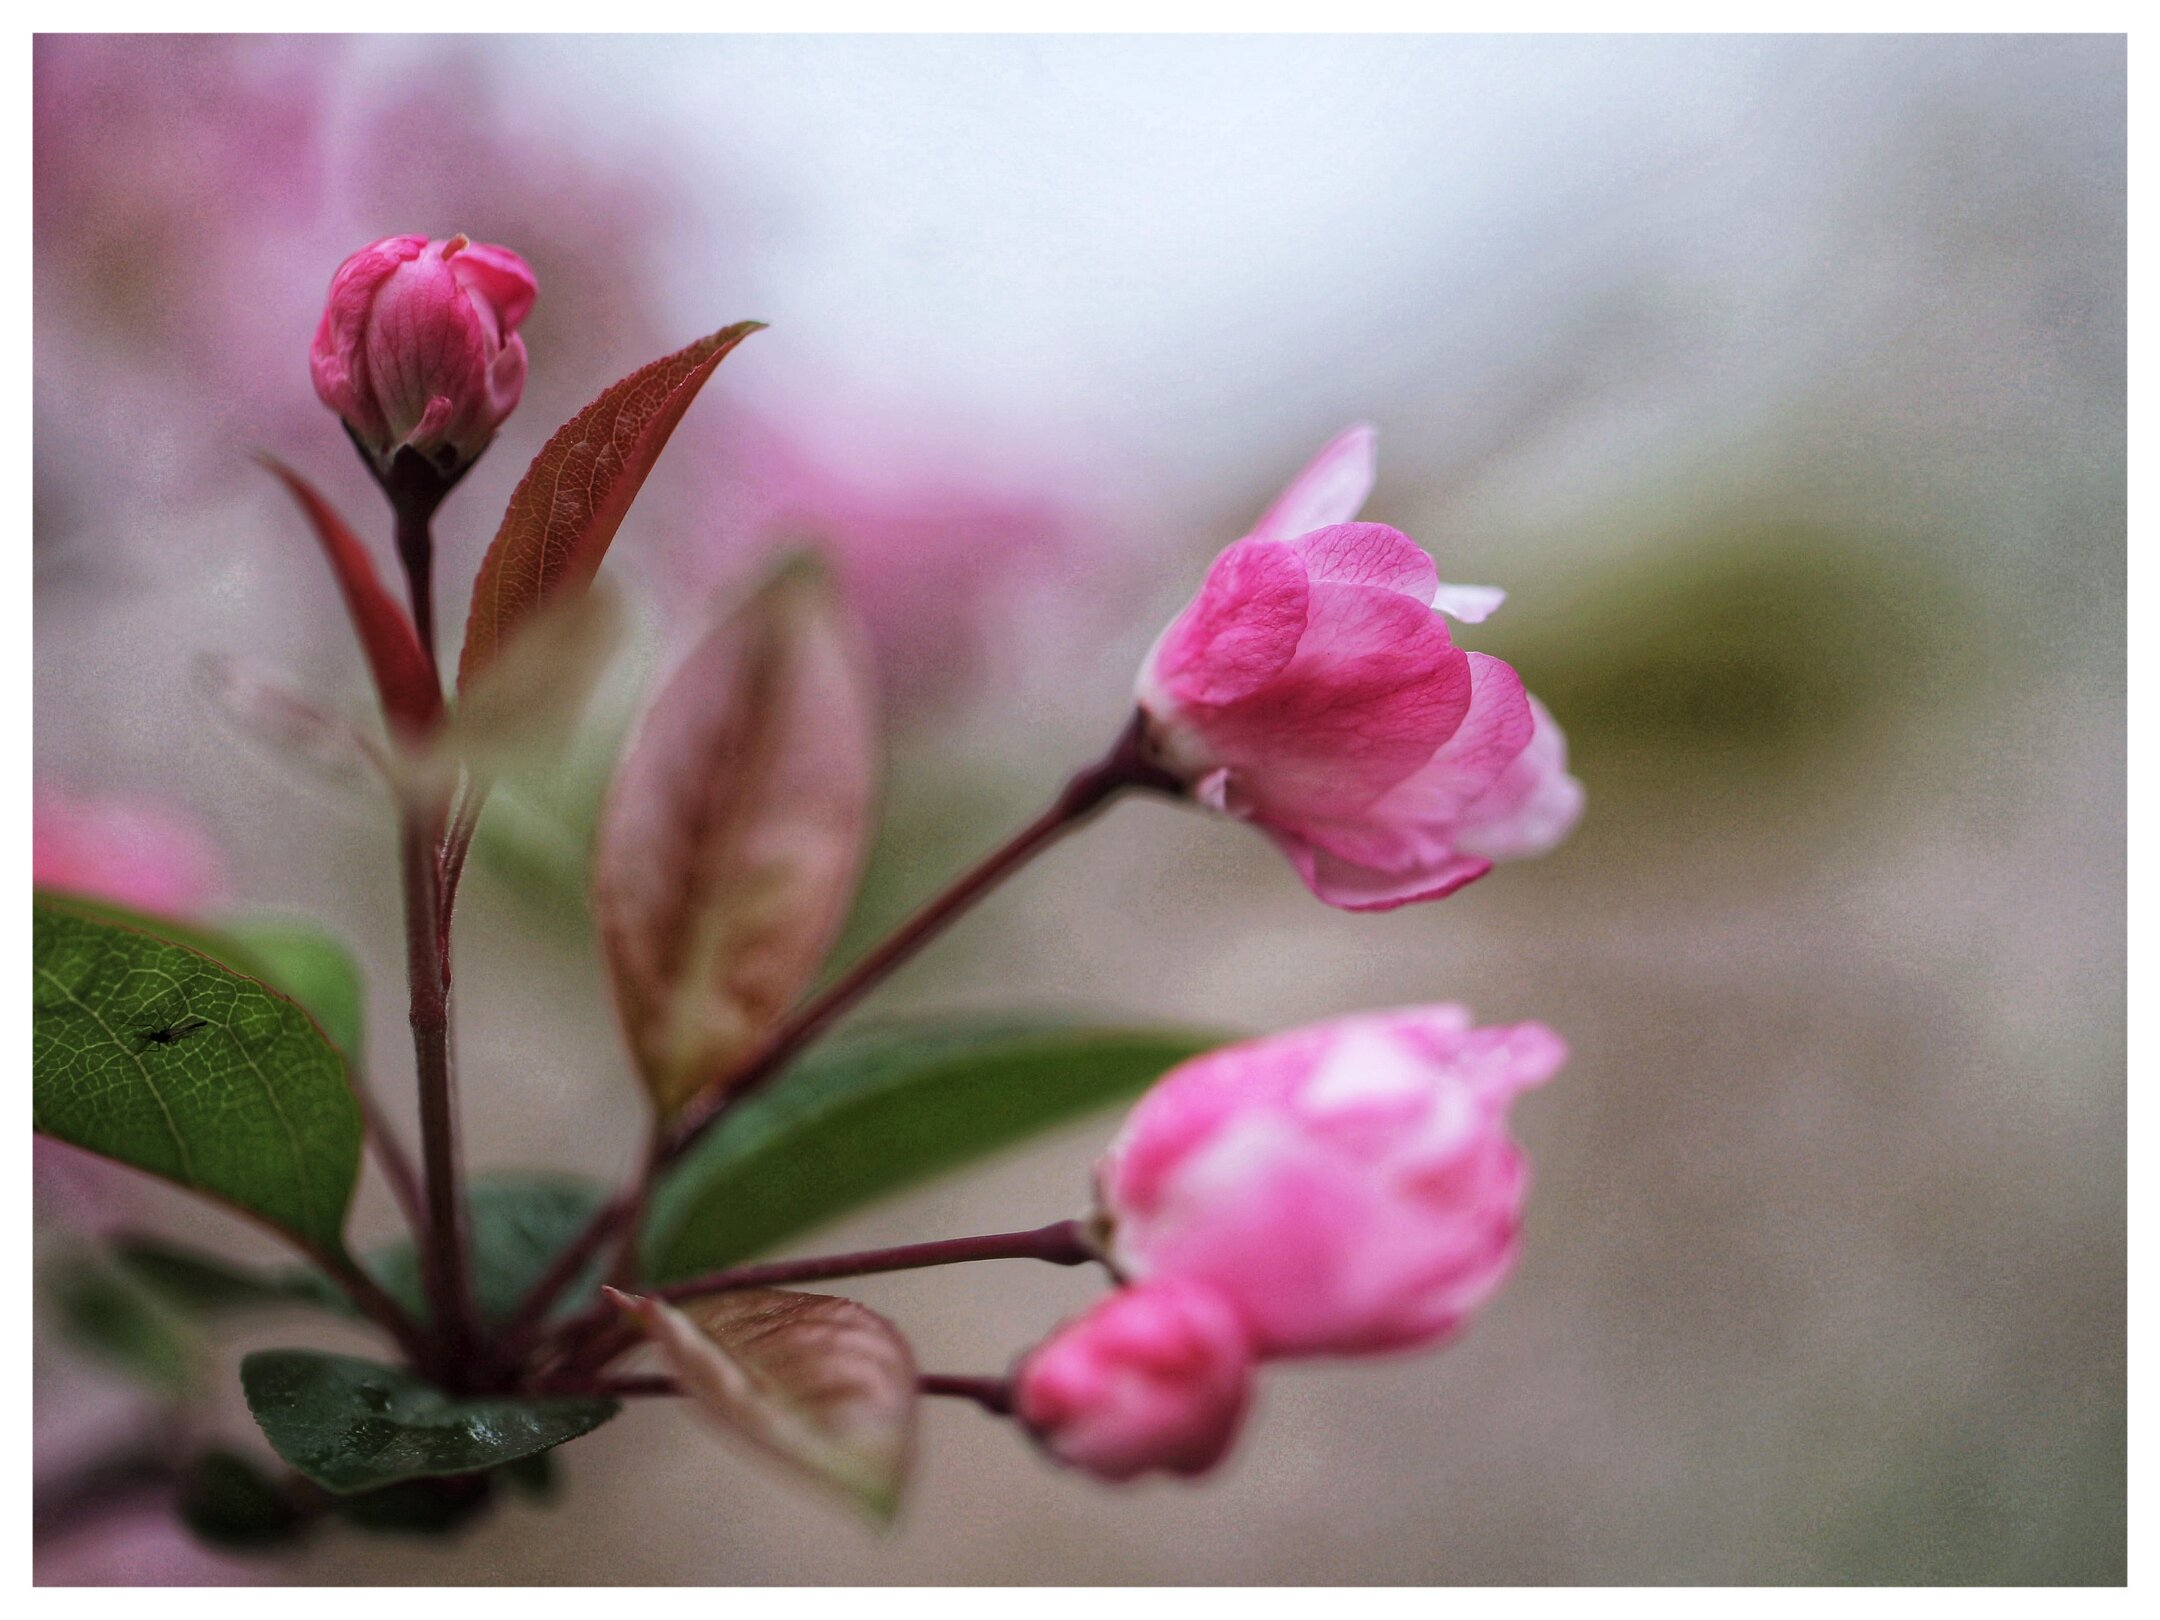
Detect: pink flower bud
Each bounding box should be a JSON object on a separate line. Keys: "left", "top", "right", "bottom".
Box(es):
{"left": 1099, "top": 1006, "right": 1566, "bottom": 1358}
{"left": 1136, "top": 426, "right": 1582, "bottom": 910}
{"left": 309, "top": 234, "right": 536, "bottom": 472}
{"left": 1015, "top": 1278, "right": 1255, "bottom": 1482}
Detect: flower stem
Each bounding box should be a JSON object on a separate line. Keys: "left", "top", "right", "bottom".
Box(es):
{"left": 540, "top": 1219, "right": 1099, "bottom": 1383}
{"left": 664, "top": 713, "right": 1177, "bottom": 1156}
{"left": 919, "top": 1374, "right": 1016, "bottom": 1416}
{"left": 654, "top": 1218, "right": 1098, "bottom": 1304}
{"left": 504, "top": 714, "right": 1172, "bottom": 1363}
{"left": 353, "top": 1079, "right": 427, "bottom": 1243}
{"left": 395, "top": 504, "right": 436, "bottom": 675}
{"left": 365, "top": 439, "right": 463, "bottom": 684}
{"left": 573, "top": 1374, "right": 1017, "bottom": 1412}
{"left": 399, "top": 805, "right": 479, "bottom": 1380}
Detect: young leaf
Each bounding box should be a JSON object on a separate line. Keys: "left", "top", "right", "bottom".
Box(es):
{"left": 645, "top": 1021, "right": 1219, "bottom": 1279}
{"left": 33, "top": 901, "right": 363, "bottom": 1258}
{"left": 239, "top": 1351, "right": 618, "bottom": 1494}
{"left": 257, "top": 458, "right": 444, "bottom": 738}
{"left": 595, "top": 562, "right": 876, "bottom": 1119}
{"left": 196, "top": 654, "right": 386, "bottom": 794}
{"left": 430, "top": 586, "right": 625, "bottom": 783}
{"left": 458, "top": 322, "right": 764, "bottom": 688}
{"left": 615, "top": 1288, "right": 917, "bottom": 1524}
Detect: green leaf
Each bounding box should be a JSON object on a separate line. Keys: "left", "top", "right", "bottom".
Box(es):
{"left": 240, "top": 1351, "right": 619, "bottom": 1494}
{"left": 27, "top": 895, "right": 369, "bottom": 1063}
{"left": 218, "top": 918, "right": 368, "bottom": 1060}
{"left": 616, "top": 1288, "right": 917, "bottom": 1524}
{"left": 46, "top": 1252, "right": 201, "bottom": 1397}
{"left": 645, "top": 1021, "right": 1219, "bottom": 1280}
{"left": 175, "top": 1449, "right": 312, "bottom": 1551}
{"left": 362, "top": 1173, "right": 608, "bottom": 1329}
{"left": 109, "top": 1235, "right": 327, "bottom": 1317}
{"left": 332, "top": 1475, "right": 498, "bottom": 1537}
{"left": 33, "top": 900, "right": 363, "bottom": 1257}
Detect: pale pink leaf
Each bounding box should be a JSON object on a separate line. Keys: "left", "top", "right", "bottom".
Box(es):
{"left": 613, "top": 1288, "right": 917, "bottom": 1523}
{"left": 593, "top": 561, "right": 877, "bottom": 1116}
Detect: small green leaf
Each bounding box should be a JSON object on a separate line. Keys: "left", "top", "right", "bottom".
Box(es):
{"left": 33, "top": 901, "right": 363, "bottom": 1257}
{"left": 645, "top": 1021, "right": 1219, "bottom": 1280}
{"left": 240, "top": 1351, "right": 618, "bottom": 1494}
{"left": 175, "top": 1449, "right": 312, "bottom": 1551}
{"left": 332, "top": 1475, "right": 498, "bottom": 1537}
{"left": 617, "top": 1288, "right": 917, "bottom": 1523}
{"left": 47, "top": 1253, "right": 201, "bottom": 1397}
{"left": 363, "top": 1173, "right": 608, "bottom": 1329}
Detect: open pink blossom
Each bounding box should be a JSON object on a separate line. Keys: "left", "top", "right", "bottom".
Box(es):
{"left": 1098, "top": 1006, "right": 1566, "bottom": 1358}
{"left": 1015, "top": 1277, "right": 1254, "bottom": 1482}
{"left": 32, "top": 787, "right": 224, "bottom": 919}
{"left": 1136, "top": 426, "right": 1582, "bottom": 910}
{"left": 309, "top": 233, "right": 536, "bottom": 472}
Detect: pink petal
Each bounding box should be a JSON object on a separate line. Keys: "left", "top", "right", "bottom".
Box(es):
{"left": 448, "top": 239, "right": 539, "bottom": 331}
{"left": 1289, "top": 521, "right": 1439, "bottom": 601}
{"left": 1248, "top": 423, "right": 1377, "bottom": 543}
{"left": 1369, "top": 653, "right": 1536, "bottom": 822}
{"left": 1147, "top": 539, "right": 1310, "bottom": 707}
{"left": 1196, "top": 580, "right": 1472, "bottom": 813}
{"left": 1276, "top": 651, "right": 1531, "bottom": 882}
{"left": 1456, "top": 695, "right": 1585, "bottom": 861}
{"left": 1269, "top": 827, "right": 1492, "bottom": 912}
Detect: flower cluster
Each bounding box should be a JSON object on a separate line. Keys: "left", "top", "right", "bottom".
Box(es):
{"left": 32, "top": 236, "right": 1585, "bottom": 1553}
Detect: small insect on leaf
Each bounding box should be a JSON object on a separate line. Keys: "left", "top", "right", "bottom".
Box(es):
{"left": 135, "top": 1017, "right": 213, "bottom": 1051}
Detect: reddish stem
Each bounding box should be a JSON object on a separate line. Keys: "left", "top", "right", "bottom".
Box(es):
{"left": 665, "top": 714, "right": 1176, "bottom": 1156}
{"left": 659, "top": 1219, "right": 1095, "bottom": 1303}
{"left": 353, "top": 1081, "right": 427, "bottom": 1243}
{"left": 503, "top": 716, "right": 1171, "bottom": 1363}
{"left": 578, "top": 1373, "right": 1016, "bottom": 1413}
{"left": 399, "top": 805, "right": 479, "bottom": 1380}
{"left": 541, "top": 1219, "right": 1099, "bottom": 1384}
{"left": 395, "top": 503, "right": 437, "bottom": 677}
{"left": 920, "top": 1374, "right": 1016, "bottom": 1416}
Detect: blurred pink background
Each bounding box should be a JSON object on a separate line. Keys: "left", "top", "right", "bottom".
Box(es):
{"left": 33, "top": 34, "right": 2123, "bottom": 1584}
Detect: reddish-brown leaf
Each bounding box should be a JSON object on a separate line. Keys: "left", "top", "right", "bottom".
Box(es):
{"left": 594, "top": 561, "right": 876, "bottom": 1117}
{"left": 457, "top": 322, "right": 764, "bottom": 689}
{"left": 258, "top": 458, "right": 444, "bottom": 738}
{"left": 611, "top": 1287, "right": 917, "bottom": 1522}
